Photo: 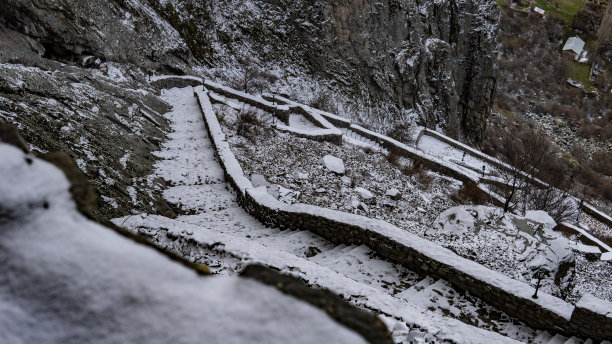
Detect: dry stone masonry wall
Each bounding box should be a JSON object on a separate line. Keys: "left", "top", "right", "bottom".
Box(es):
{"left": 196, "top": 87, "right": 612, "bottom": 342}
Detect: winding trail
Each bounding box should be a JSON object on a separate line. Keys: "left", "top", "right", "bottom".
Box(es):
{"left": 116, "top": 87, "right": 540, "bottom": 344}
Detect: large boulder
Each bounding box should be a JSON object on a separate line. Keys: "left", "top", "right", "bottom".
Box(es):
{"left": 322, "top": 155, "right": 345, "bottom": 175}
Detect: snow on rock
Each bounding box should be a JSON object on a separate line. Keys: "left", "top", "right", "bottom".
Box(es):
{"left": 322, "top": 154, "right": 345, "bottom": 174}
{"left": 529, "top": 238, "right": 574, "bottom": 275}
{"left": 355, "top": 187, "right": 374, "bottom": 200}
{"left": 0, "top": 143, "right": 369, "bottom": 344}
{"left": 572, "top": 243, "right": 601, "bottom": 254}
{"left": 430, "top": 206, "right": 475, "bottom": 235}
{"left": 385, "top": 188, "right": 402, "bottom": 200}
{"left": 524, "top": 211, "right": 557, "bottom": 233}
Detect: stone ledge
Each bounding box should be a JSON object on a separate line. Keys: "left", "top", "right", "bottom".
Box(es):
{"left": 205, "top": 81, "right": 342, "bottom": 144}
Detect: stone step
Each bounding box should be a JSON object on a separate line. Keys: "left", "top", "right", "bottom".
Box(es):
{"left": 325, "top": 244, "right": 348, "bottom": 256}
{"left": 547, "top": 334, "right": 567, "bottom": 344}
{"left": 396, "top": 276, "right": 436, "bottom": 300}
{"left": 338, "top": 244, "right": 359, "bottom": 255}
{"left": 276, "top": 229, "right": 298, "bottom": 238}
{"left": 310, "top": 244, "right": 348, "bottom": 264}
{"left": 563, "top": 336, "right": 584, "bottom": 344}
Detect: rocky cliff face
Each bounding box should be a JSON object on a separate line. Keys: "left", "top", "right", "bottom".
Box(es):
{"left": 176, "top": 0, "right": 499, "bottom": 142}
{"left": 0, "top": 0, "right": 192, "bottom": 71}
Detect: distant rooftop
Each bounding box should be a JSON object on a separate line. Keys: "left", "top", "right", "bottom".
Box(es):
{"left": 563, "top": 36, "right": 585, "bottom": 55}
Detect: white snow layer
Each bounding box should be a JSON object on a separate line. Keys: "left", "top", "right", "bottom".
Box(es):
{"left": 0, "top": 143, "right": 368, "bottom": 344}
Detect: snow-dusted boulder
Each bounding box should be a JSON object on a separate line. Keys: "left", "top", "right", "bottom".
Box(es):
{"left": 431, "top": 206, "right": 475, "bottom": 235}
{"left": 358, "top": 202, "right": 370, "bottom": 213}
{"left": 354, "top": 187, "right": 374, "bottom": 200}
{"left": 529, "top": 237, "right": 574, "bottom": 273}
{"left": 322, "top": 155, "right": 345, "bottom": 174}
{"left": 385, "top": 188, "right": 402, "bottom": 201}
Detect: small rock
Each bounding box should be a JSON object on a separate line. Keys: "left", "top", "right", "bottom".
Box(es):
{"left": 297, "top": 172, "right": 309, "bottom": 179}
{"left": 358, "top": 202, "right": 369, "bottom": 213}
{"left": 251, "top": 174, "right": 270, "bottom": 188}
{"left": 385, "top": 188, "right": 402, "bottom": 200}
{"left": 354, "top": 187, "right": 374, "bottom": 200}
{"left": 315, "top": 188, "right": 326, "bottom": 193}
{"left": 341, "top": 176, "right": 352, "bottom": 185}
{"left": 322, "top": 154, "right": 345, "bottom": 174}
{"left": 553, "top": 118, "right": 565, "bottom": 127}
{"left": 382, "top": 201, "right": 394, "bottom": 208}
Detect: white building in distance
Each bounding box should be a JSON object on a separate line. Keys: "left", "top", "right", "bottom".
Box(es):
{"left": 562, "top": 36, "right": 585, "bottom": 60}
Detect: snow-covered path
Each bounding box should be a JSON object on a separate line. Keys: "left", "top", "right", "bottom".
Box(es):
{"left": 114, "top": 87, "right": 534, "bottom": 344}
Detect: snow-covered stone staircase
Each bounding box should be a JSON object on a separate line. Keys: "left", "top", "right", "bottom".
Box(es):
{"left": 113, "top": 87, "right": 599, "bottom": 344}
{"left": 339, "top": 127, "right": 386, "bottom": 151}
{"left": 532, "top": 331, "right": 605, "bottom": 344}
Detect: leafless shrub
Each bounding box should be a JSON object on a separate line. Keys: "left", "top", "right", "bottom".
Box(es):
{"left": 415, "top": 168, "right": 433, "bottom": 187}
{"left": 309, "top": 90, "right": 338, "bottom": 114}
{"left": 385, "top": 146, "right": 404, "bottom": 166}
{"left": 527, "top": 188, "right": 575, "bottom": 222}
{"left": 363, "top": 145, "right": 376, "bottom": 155}
{"left": 591, "top": 151, "right": 612, "bottom": 177}
{"left": 495, "top": 129, "right": 553, "bottom": 213}
{"left": 236, "top": 108, "right": 269, "bottom": 141}
{"left": 230, "top": 57, "right": 277, "bottom": 94}
{"left": 451, "top": 181, "right": 487, "bottom": 205}
{"left": 386, "top": 122, "right": 415, "bottom": 144}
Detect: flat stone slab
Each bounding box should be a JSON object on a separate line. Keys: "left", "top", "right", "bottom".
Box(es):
{"left": 251, "top": 174, "right": 271, "bottom": 188}
{"left": 322, "top": 155, "right": 345, "bottom": 174}
{"left": 355, "top": 187, "right": 374, "bottom": 200}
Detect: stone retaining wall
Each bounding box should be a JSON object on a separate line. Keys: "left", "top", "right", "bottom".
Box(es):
{"left": 195, "top": 87, "right": 611, "bottom": 341}
{"left": 204, "top": 80, "right": 291, "bottom": 122}
{"left": 206, "top": 81, "right": 342, "bottom": 144}
{"left": 570, "top": 294, "right": 612, "bottom": 341}
{"left": 150, "top": 76, "right": 203, "bottom": 90}
{"left": 418, "top": 129, "right": 548, "bottom": 188}
{"left": 582, "top": 203, "right": 612, "bottom": 229}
